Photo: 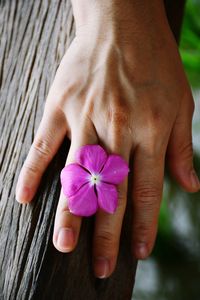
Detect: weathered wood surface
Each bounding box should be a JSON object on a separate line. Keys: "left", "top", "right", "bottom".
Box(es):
{"left": 0, "top": 1, "right": 136, "bottom": 299}
{"left": 0, "top": 0, "right": 185, "bottom": 299}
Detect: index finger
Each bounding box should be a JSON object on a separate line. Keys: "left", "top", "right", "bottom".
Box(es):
{"left": 16, "top": 106, "right": 67, "bottom": 203}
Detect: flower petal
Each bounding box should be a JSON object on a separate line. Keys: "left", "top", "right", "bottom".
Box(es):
{"left": 68, "top": 183, "right": 98, "bottom": 216}
{"left": 96, "top": 182, "right": 118, "bottom": 214}
{"left": 75, "top": 144, "right": 108, "bottom": 174}
{"left": 100, "top": 154, "right": 129, "bottom": 184}
{"left": 61, "top": 163, "right": 90, "bottom": 197}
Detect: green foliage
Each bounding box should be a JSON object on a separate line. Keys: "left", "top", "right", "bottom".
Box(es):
{"left": 157, "top": 195, "right": 172, "bottom": 238}
{"left": 180, "top": 0, "right": 200, "bottom": 86}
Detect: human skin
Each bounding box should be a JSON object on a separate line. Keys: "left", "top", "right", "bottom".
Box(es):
{"left": 16, "top": 0, "right": 200, "bottom": 278}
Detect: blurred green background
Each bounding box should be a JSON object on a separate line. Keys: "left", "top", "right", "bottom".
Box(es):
{"left": 133, "top": 1, "right": 200, "bottom": 299}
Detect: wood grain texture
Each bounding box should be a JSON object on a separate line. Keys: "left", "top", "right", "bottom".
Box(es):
{"left": 0, "top": 1, "right": 136, "bottom": 299}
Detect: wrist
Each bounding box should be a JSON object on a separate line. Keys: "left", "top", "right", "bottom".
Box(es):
{"left": 71, "top": 0, "right": 170, "bottom": 42}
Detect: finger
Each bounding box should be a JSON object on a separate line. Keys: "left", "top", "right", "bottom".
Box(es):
{"left": 132, "top": 145, "right": 165, "bottom": 259}
{"left": 92, "top": 181, "right": 128, "bottom": 278}
{"left": 53, "top": 190, "right": 82, "bottom": 253}
{"left": 53, "top": 122, "right": 98, "bottom": 253}
{"left": 167, "top": 93, "right": 200, "bottom": 192}
{"left": 16, "top": 106, "right": 67, "bottom": 203}
{"left": 92, "top": 135, "right": 131, "bottom": 278}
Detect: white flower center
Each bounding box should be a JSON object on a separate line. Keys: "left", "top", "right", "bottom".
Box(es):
{"left": 90, "top": 173, "right": 101, "bottom": 185}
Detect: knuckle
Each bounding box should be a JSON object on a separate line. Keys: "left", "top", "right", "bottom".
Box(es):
{"left": 106, "top": 106, "right": 132, "bottom": 146}
{"left": 116, "top": 188, "right": 127, "bottom": 209}
{"left": 138, "top": 111, "right": 169, "bottom": 158}
{"left": 178, "top": 141, "right": 193, "bottom": 161}
{"left": 22, "top": 138, "right": 52, "bottom": 175}
{"left": 137, "top": 125, "right": 166, "bottom": 159}
{"left": 169, "top": 140, "right": 193, "bottom": 163}
{"left": 32, "top": 138, "right": 52, "bottom": 159}
{"left": 52, "top": 80, "right": 81, "bottom": 107}
{"left": 95, "top": 230, "right": 117, "bottom": 249}
{"left": 144, "top": 106, "right": 164, "bottom": 132}
{"left": 23, "top": 160, "right": 39, "bottom": 175}
{"left": 142, "top": 135, "right": 166, "bottom": 159}
{"left": 60, "top": 206, "right": 71, "bottom": 216}
{"left": 57, "top": 88, "right": 73, "bottom": 107}
{"left": 110, "top": 109, "right": 129, "bottom": 125}
{"left": 107, "top": 105, "right": 131, "bottom": 129}
{"left": 134, "top": 222, "right": 151, "bottom": 240}
{"left": 146, "top": 123, "right": 160, "bottom": 141}
{"left": 134, "top": 182, "right": 161, "bottom": 204}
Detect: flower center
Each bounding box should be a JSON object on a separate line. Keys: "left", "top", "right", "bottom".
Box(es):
{"left": 90, "top": 173, "right": 101, "bottom": 185}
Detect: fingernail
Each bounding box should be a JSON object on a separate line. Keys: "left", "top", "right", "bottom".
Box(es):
{"left": 16, "top": 185, "right": 31, "bottom": 203}
{"left": 94, "top": 257, "right": 109, "bottom": 279}
{"left": 57, "top": 228, "right": 74, "bottom": 251}
{"left": 135, "top": 243, "right": 148, "bottom": 259}
{"left": 190, "top": 170, "right": 200, "bottom": 190}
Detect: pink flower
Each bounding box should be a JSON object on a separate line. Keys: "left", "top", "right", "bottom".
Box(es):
{"left": 60, "top": 145, "right": 129, "bottom": 217}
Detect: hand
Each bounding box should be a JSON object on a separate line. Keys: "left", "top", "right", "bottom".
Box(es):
{"left": 16, "top": 0, "right": 200, "bottom": 278}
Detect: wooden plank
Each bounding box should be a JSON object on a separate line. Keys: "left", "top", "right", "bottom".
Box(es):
{"left": 0, "top": 1, "right": 136, "bottom": 299}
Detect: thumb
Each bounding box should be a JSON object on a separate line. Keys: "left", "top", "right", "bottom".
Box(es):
{"left": 167, "top": 94, "right": 200, "bottom": 192}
